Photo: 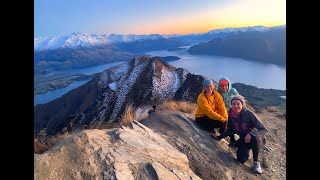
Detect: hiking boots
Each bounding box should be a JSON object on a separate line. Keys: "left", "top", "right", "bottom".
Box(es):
{"left": 252, "top": 161, "right": 262, "bottom": 174}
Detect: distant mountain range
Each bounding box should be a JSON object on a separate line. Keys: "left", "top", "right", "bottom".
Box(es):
{"left": 188, "top": 28, "right": 286, "bottom": 66}
{"left": 34, "top": 25, "right": 286, "bottom": 77}
{"left": 34, "top": 25, "right": 285, "bottom": 51}
{"left": 34, "top": 33, "right": 172, "bottom": 51}
{"left": 34, "top": 46, "right": 135, "bottom": 74}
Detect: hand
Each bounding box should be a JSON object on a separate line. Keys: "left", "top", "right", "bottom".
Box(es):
{"left": 245, "top": 133, "right": 251, "bottom": 143}
{"left": 221, "top": 116, "right": 227, "bottom": 121}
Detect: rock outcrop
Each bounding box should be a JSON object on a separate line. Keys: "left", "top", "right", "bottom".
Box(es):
{"left": 34, "top": 120, "right": 201, "bottom": 180}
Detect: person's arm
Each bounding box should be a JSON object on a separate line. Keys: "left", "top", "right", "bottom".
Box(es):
{"left": 197, "top": 96, "right": 226, "bottom": 122}
{"left": 213, "top": 118, "right": 234, "bottom": 140}
{"left": 248, "top": 111, "right": 268, "bottom": 137}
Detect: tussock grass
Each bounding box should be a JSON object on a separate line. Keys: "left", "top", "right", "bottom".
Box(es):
{"left": 266, "top": 106, "right": 280, "bottom": 112}
{"left": 158, "top": 100, "right": 196, "bottom": 114}
{"left": 88, "top": 121, "right": 120, "bottom": 130}
{"left": 120, "top": 104, "right": 135, "bottom": 126}
{"left": 34, "top": 139, "right": 50, "bottom": 154}
{"left": 34, "top": 130, "right": 70, "bottom": 154}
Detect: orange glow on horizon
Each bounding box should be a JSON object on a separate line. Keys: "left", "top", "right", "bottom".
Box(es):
{"left": 130, "top": 21, "right": 285, "bottom": 35}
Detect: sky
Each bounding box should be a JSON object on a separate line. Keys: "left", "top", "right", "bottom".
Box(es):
{"left": 34, "top": 0, "right": 286, "bottom": 38}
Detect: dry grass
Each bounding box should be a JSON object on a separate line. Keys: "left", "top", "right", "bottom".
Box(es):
{"left": 158, "top": 100, "right": 196, "bottom": 114}
{"left": 266, "top": 106, "right": 280, "bottom": 112}
{"left": 34, "top": 130, "right": 70, "bottom": 154}
{"left": 120, "top": 104, "right": 135, "bottom": 126}
{"left": 88, "top": 121, "right": 120, "bottom": 130}
{"left": 34, "top": 139, "right": 50, "bottom": 154}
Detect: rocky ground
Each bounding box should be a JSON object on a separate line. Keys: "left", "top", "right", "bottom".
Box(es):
{"left": 34, "top": 120, "right": 201, "bottom": 180}
{"left": 141, "top": 109, "right": 286, "bottom": 180}
{"left": 34, "top": 107, "right": 286, "bottom": 180}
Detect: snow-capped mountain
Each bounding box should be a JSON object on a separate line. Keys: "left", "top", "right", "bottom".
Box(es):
{"left": 34, "top": 33, "right": 169, "bottom": 51}
{"left": 34, "top": 25, "right": 285, "bottom": 51}
{"left": 108, "top": 34, "right": 169, "bottom": 43}
{"left": 34, "top": 32, "right": 110, "bottom": 51}
{"left": 206, "top": 25, "right": 285, "bottom": 35}
{"left": 34, "top": 56, "right": 206, "bottom": 135}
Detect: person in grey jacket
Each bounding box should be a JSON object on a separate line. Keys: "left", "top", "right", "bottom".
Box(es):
{"left": 212, "top": 95, "right": 267, "bottom": 174}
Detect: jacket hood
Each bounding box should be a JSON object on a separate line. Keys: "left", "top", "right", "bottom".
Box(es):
{"left": 217, "top": 77, "right": 232, "bottom": 93}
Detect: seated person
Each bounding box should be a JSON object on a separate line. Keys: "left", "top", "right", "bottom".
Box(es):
{"left": 212, "top": 95, "right": 267, "bottom": 174}
{"left": 195, "top": 79, "right": 228, "bottom": 134}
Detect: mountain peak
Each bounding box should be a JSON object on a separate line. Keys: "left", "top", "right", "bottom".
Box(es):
{"left": 34, "top": 56, "right": 205, "bottom": 135}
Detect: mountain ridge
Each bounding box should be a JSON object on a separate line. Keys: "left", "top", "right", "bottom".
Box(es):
{"left": 34, "top": 56, "right": 205, "bottom": 135}
{"left": 34, "top": 25, "right": 285, "bottom": 51}
{"left": 188, "top": 28, "right": 286, "bottom": 66}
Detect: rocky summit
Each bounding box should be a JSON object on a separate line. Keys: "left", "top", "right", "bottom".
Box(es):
{"left": 34, "top": 56, "right": 208, "bottom": 135}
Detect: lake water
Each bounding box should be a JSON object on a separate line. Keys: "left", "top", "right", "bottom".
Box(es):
{"left": 34, "top": 47, "right": 286, "bottom": 106}
{"left": 34, "top": 61, "right": 125, "bottom": 106}
{"left": 146, "top": 48, "right": 286, "bottom": 90}
{"left": 34, "top": 80, "right": 90, "bottom": 106}
{"left": 42, "top": 61, "right": 125, "bottom": 76}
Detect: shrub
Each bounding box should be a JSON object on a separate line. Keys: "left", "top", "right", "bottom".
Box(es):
{"left": 158, "top": 100, "right": 196, "bottom": 113}
{"left": 266, "top": 106, "right": 280, "bottom": 112}
{"left": 120, "top": 104, "right": 135, "bottom": 126}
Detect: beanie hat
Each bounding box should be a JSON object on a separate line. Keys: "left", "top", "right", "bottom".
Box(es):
{"left": 203, "top": 79, "right": 214, "bottom": 88}
{"left": 231, "top": 95, "right": 244, "bottom": 105}
{"left": 219, "top": 80, "right": 228, "bottom": 85}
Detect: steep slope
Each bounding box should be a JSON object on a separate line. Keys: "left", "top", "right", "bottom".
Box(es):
{"left": 34, "top": 56, "right": 207, "bottom": 135}
{"left": 35, "top": 109, "right": 286, "bottom": 180}
{"left": 141, "top": 110, "right": 286, "bottom": 179}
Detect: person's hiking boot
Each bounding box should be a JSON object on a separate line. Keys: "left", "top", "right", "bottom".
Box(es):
{"left": 252, "top": 161, "right": 262, "bottom": 174}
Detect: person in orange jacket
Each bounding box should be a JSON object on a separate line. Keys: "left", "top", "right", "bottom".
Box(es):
{"left": 195, "top": 79, "right": 228, "bottom": 134}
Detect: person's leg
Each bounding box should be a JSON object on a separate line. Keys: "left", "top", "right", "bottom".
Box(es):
{"left": 249, "top": 135, "right": 265, "bottom": 174}
{"left": 219, "top": 121, "right": 227, "bottom": 134}
{"left": 249, "top": 135, "right": 265, "bottom": 162}
{"left": 236, "top": 141, "right": 251, "bottom": 164}
{"left": 228, "top": 132, "right": 236, "bottom": 148}
{"left": 195, "top": 116, "right": 224, "bottom": 133}
{"left": 195, "top": 116, "right": 214, "bottom": 132}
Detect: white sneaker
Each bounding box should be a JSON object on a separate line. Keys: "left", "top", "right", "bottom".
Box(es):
{"left": 252, "top": 161, "right": 262, "bottom": 174}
